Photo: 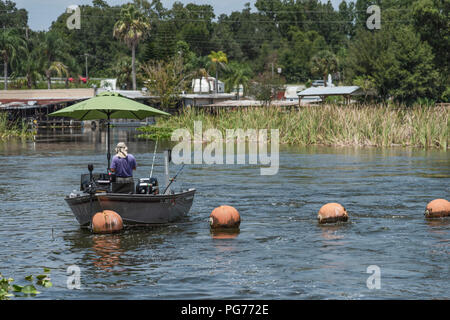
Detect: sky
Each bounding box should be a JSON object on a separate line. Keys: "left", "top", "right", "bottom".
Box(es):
{"left": 14, "top": 0, "right": 343, "bottom": 31}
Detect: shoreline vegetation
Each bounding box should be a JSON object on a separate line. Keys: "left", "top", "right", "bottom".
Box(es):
{"left": 138, "top": 104, "right": 449, "bottom": 149}
{"left": 0, "top": 113, "right": 33, "bottom": 140}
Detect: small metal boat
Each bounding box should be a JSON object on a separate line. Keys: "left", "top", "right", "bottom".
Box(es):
{"left": 65, "top": 150, "right": 195, "bottom": 227}
{"left": 66, "top": 189, "right": 196, "bottom": 227}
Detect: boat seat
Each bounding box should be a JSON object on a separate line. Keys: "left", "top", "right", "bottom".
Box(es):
{"left": 111, "top": 182, "right": 135, "bottom": 194}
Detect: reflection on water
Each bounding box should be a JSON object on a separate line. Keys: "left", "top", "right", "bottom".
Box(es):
{"left": 210, "top": 229, "right": 240, "bottom": 240}
{"left": 0, "top": 127, "right": 448, "bottom": 299}
{"left": 318, "top": 224, "right": 347, "bottom": 241}
{"left": 91, "top": 235, "right": 123, "bottom": 272}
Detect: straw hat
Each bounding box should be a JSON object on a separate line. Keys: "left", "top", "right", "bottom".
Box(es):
{"left": 115, "top": 142, "right": 128, "bottom": 158}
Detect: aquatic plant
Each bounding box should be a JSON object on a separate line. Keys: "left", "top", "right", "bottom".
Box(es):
{"left": 136, "top": 125, "right": 174, "bottom": 141}
{"left": 0, "top": 268, "right": 52, "bottom": 300}
{"left": 139, "top": 104, "right": 448, "bottom": 149}
{"left": 0, "top": 112, "right": 34, "bottom": 140}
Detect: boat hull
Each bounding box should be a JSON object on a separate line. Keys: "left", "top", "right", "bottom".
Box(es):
{"left": 65, "top": 194, "right": 102, "bottom": 227}
{"left": 65, "top": 189, "right": 196, "bottom": 227}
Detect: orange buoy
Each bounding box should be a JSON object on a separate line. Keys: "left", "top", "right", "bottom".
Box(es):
{"left": 425, "top": 199, "right": 450, "bottom": 218}
{"left": 92, "top": 210, "right": 123, "bottom": 233}
{"left": 318, "top": 203, "right": 349, "bottom": 224}
{"left": 209, "top": 205, "right": 241, "bottom": 229}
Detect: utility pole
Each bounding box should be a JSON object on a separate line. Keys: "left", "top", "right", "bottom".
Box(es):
{"left": 84, "top": 53, "right": 89, "bottom": 79}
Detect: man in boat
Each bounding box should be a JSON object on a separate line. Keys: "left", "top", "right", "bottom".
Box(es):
{"left": 110, "top": 142, "right": 137, "bottom": 193}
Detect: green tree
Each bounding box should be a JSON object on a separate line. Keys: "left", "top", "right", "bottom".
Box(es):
{"left": 15, "top": 35, "right": 42, "bottom": 89}
{"left": 142, "top": 20, "right": 177, "bottom": 62}
{"left": 346, "top": 26, "right": 440, "bottom": 104}
{"left": 412, "top": 0, "right": 449, "bottom": 70}
{"left": 279, "top": 28, "right": 327, "bottom": 82}
{"left": 114, "top": 4, "right": 151, "bottom": 90}
{"left": 210, "top": 16, "right": 243, "bottom": 61}
{"left": 207, "top": 50, "right": 228, "bottom": 94}
{"left": 338, "top": 0, "right": 356, "bottom": 39}
{"left": 0, "top": 0, "right": 28, "bottom": 29}
{"left": 170, "top": 3, "right": 215, "bottom": 56}
{"left": 310, "top": 50, "right": 338, "bottom": 86}
{"left": 412, "top": 0, "right": 449, "bottom": 101}
{"left": 38, "top": 31, "right": 70, "bottom": 89}
{"left": 45, "top": 62, "right": 69, "bottom": 89}
{"left": 0, "top": 29, "right": 25, "bottom": 90}
{"left": 113, "top": 55, "right": 134, "bottom": 90}
{"left": 51, "top": 2, "right": 127, "bottom": 78}
{"left": 222, "top": 3, "right": 274, "bottom": 61}
{"left": 249, "top": 71, "right": 285, "bottom": 106}
{"left": 142, "top": 56, "right": 191, "bottom": 109}
{"left": 224, "top": 62, "right": 253, "bottom": 99}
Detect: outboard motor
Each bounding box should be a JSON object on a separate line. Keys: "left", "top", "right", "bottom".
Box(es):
{"left": 136, "top": 177, "right": 159, "bottom": 195}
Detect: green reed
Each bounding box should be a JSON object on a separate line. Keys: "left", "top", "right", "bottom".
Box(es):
{"left": 0, "top": 113, "right": 33, "bottom": 140}
{"left": 140, "top": 104, "right": 448, "bottom": 149}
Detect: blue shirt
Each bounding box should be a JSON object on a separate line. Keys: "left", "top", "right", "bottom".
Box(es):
{"left": 111, "top": 154, "right": 137, "bottom": 177}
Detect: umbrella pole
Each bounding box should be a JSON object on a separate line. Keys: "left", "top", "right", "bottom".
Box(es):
{"left": 107, "top": 113, "right": 111, "bottom": 171}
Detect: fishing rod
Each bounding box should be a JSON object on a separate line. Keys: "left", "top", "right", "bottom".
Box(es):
{"left": 149, "top": 140, "right": 158, "bottom": 178}
{"left": 162, "top": 164, "right": 185, "bottom": 195}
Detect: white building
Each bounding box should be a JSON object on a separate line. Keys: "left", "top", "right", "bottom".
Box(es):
{"left": 100, "top": 79, "right": 117, "bottom": 91}
{"left": 284, "top": 85, "right": 305, "bottom": 102}
{"left": 192, "top": 77, "right": 225, "bottom": 94}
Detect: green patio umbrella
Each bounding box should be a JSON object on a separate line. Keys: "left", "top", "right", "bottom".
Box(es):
{"left": 49, "top": 91, "right": 170, "bottom": 170}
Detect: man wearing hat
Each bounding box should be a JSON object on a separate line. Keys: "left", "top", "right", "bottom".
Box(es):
{"left": 111, "top": 142, "right": 137, "bottom": 187}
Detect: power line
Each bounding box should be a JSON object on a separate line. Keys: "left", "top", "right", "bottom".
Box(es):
{"left": 0, "top": 7, "right": 412, "bottom": 13}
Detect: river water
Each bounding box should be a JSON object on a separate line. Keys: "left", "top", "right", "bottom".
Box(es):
{"left": 0, "top": 127, "right": 448, "bottom": 300}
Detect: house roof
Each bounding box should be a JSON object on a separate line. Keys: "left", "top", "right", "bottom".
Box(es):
{"left": 202, "top": 99, "right": 299, "bottom": 107}
{"left": 297, "top": 86, "right": 362, "bottom": 96}
{"left": 0, "top": 89, "right": 95, "bottom": 102}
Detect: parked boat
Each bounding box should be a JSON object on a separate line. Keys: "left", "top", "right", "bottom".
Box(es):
{"left": 66, "top": 189, "right": 196, "bottom": 227}
{"left": 65, "top": 150, "right": 195, "bottom": 228}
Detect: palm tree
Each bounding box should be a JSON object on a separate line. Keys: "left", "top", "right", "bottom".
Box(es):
{"left": 45, "top": 62, "right": 69, "bottom": 89}
{"left": 39, "top": 31, "right": 70, "bottom": 89}
{"left": 224, "top": 62, "right": 252, "bottom": 99}
{"left": 310, "top": 50, "right": 338, "bottom": 87}
{"left": 19, "top": 47, "right": 42, "bottom": 89}
{"left": 14, "top": 36, "right": 43, "bottom": 89}
{"left": 0, "top": 29, "right": 26, "bottom": 90}
{"left": 113, "top": 4, "right": 150, "bottom": 91}
{"left": 114, "top": 55, "right": 134, "bottom": 90}
{"left": 207, "top": 50, "right": 228, "bottom": 94}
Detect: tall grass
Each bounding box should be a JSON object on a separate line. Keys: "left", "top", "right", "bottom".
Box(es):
{"left": 143, "top": 104, "right": 449, "bottom": 149}
{"left": 0, "top": 113, "right": 33, "bottom": 140}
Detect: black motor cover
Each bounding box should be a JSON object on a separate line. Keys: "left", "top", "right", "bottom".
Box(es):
{"left": 136, "top": 177, "right": 159, "bottom": 194}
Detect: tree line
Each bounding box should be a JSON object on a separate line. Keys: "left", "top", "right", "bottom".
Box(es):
{"left": 0, "top": 0, "right": 448, "bottom": 105}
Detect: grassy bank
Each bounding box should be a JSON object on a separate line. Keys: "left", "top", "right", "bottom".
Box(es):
{"left": 0, "top": 113, "right": 33, "bottom": 140}
{"left": 138, "top": 104, "right": 449, "bottom": 149}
